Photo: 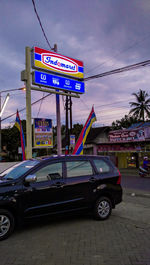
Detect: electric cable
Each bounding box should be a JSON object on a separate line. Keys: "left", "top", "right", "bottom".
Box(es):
{"left": 79, "top": 98, "right": 132, "bottom": 110}
{"left": 85, "top": 32, "right": 150, "bottom": 76}
{"left": 84, "top": 59, "right": 150, "bottom": 81}
{"left": 31, "top": 0, "right": 52, "bottom": 50}
{"left": 37, "top": 91, "right": 45, "bottom": 117}
{"left": 1, "top": 93, "right": 52, "bottom": 122}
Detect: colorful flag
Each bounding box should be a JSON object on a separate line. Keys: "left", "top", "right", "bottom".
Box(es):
{"left": 72, "top": 106, "right": 96, "bottom": 155}
{"left": 15, "top": 110, "right": 26, "bottom": 160}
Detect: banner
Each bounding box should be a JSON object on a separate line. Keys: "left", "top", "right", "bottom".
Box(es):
{"left": 73, "top": 107, "right": 96, "bottom": 155}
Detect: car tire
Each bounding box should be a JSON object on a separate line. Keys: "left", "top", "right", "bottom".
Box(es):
{"left": 0, "top": 209, "right": 15, "bottom": 241}
{"left": 94, "top": 197, "right": 112, "bottom": 220}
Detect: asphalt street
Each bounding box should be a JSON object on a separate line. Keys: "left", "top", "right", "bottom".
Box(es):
{"left": 121, "top": 173, "right": 150, "bottom": 192}
{"left": 0, "top": 162, "right": 150, "bottom": 265}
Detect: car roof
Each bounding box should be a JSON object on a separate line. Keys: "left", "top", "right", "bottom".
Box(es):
{"left": 36, "top": 154, "right": 110, "bottom": 163}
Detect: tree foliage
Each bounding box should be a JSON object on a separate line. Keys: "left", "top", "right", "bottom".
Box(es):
{"left": 72, "top": 123, "right": 83, "bottom": 141}
{"left": 111, "top": 114, "right": 139, "bottom": 130}
{"left": 1, "top": 122, "right": 83, "bottom": 159}
{"left": 1, "top": 120, "right": 26, "bottom": 160}
{"left": 129, "top": 89, "right": 150, "bottom": 121}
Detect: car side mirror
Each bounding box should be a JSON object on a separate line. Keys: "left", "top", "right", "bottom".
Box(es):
{"left": 25, "top": 174, "right": 37, "bottom": 183}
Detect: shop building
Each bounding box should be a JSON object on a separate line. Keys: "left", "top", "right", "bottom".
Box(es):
{"left": 84, "top": 122, "right": 150, "bottom": 169}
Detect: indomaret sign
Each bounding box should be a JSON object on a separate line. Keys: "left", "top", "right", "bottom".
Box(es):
{"left": 32, "top": 46, "right": 84, "bottom": 80}
{"left": 21, "top": 46, "right": 85, "bottom": 159}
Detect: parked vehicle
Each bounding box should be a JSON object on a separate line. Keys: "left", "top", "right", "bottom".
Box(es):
{"left": 0, "top": 155, "right": 122, "bottom": 240}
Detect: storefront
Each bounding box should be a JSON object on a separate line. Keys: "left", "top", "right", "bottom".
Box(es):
{"left": 97, "top": 144, "right": 150, "bottom": 168}
{"left": 106, "top": 126, "right": 150, "bottom": 168}
{"left": 84, "top": 124, "right": 150, "bottom": 169}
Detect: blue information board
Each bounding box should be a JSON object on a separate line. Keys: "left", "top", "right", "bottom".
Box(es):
{"left": 33, "top": 70, "right": 85, "bottom": 94}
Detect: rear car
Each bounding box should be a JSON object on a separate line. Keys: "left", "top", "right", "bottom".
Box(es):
{"left": 0, "top": 155, "right": 122, "bottom": 240}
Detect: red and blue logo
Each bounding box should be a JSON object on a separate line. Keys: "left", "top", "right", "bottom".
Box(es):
{"left": 33, "top": 47, "right": 84, "bottom": 79}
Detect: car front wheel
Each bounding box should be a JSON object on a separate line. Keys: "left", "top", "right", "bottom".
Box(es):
{"left": 94, "top": 197, "right": 112, "bottom": 220}
{"left": 0, "top": 209, "right": 15, "bottom": 240}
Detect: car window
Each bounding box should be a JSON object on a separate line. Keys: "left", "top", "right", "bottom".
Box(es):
{"left": 66, "top": 161, "right": 93, "bottom": 178}
{"left": 0, "top": 160, "right": 40, "bottom": 180}
{"left": 93, "top": 159, "right": 110, "bottom": 173}
{"left": 34, "top": 162, "right": 63, "bottom": 182}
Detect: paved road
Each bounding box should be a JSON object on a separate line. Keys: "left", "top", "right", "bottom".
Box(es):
{"left": 0, "top": 162, "right": 18, "bottom": 173}
{"left": 121, "top": 174, "right": 150, "bottom": 192}
{"left": 0, "top": 194, "right": 150, "bottom": 265}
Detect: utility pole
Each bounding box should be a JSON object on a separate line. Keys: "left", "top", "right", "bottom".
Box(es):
{"left": 65, "top": 95, "right": 73, "bottom": 155}
{"left": 65, "top": 96, "right": 69, "bottom": 155}
{"left": 54, "top": 44, "right": 62, "bottom": 155}
{"left": 69, "top": 96, "right": 73, "bottom": 153}
{"left": 69, "top": 96, "right": 72, "bottom": 134}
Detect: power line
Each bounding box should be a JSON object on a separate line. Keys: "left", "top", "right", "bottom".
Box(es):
{"left": 37, "top": 91, "right": 45, "bottom": 117}
{"left": 79, "top": 98, "right": 132, "bottom": 110}
{"left": 86, "top": 31, "right": 150, "bottom": 76}
{"left": 1, "top": 93, "right": 52, "bottom": 122}
{"left": 32, "top": 0, "right": 52, "bottom": 50}
{"left": 84, "top": 59, "right": 150, "bottom": 81}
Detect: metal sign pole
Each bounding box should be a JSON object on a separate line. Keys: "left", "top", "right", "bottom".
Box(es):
{"left": 25, "top": 47, "right": 32, "bottom": 159}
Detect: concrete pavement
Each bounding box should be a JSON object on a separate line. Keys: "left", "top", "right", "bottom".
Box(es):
{"left": 0, "top": 200, "right": 150, "bottom": 265}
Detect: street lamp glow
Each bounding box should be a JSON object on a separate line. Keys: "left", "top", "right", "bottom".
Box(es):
{"left": 0, "top": 93, "right": 10, "bottom": 117}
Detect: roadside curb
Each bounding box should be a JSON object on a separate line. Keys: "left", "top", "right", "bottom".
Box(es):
{"left": 124, "top": 188, "right": 150, "bottom": 198}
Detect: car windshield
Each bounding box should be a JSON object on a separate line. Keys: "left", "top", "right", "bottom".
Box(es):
{"left": 0, "top": 160, "right": 40, "bottom": 180}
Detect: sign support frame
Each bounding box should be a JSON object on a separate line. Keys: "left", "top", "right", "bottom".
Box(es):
{"left": 25, "top": 47, "right": 32, "bottom": 159}
{"left": 24, "top": 46, "right": 82, "bottom": 159}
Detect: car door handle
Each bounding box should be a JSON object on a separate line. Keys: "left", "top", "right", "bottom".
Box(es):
{"left": 89, "top": 177, "right": 97, "bottom": 182}
{"left": 51, "top": 182, "right": 65, "bottom": 188}
{"left": 56, "top": 182, "right": 65, "bottom": 188}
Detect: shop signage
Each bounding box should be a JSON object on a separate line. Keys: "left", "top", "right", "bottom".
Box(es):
{"left": 33, "top": 70, "right": 85, "bottom": 94}
{"left": 109, "top": 128, "right": 146, "bottom": 143}
{"left": 98, "top": 144, "right": 137, "bottom": 152}
{"left": 70, "top": 135, "right": 75, "bottom": 145}
{"left": 33, "top": 46, "right": 84, "bottom": 79}
{"left": 34, "top": 118, "right": 53, "bottom": 147}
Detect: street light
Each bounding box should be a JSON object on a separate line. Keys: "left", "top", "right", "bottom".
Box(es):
{"left": 0, "top": 87, "right": 25, "bottom": 161}
{"left": 0, "top": 93, "right": 9, "bottom": 117}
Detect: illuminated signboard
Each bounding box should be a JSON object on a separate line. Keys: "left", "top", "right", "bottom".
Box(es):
{"left": 33, "top": 70, "right": 85, "bottom": 94}
{"left": 34, "top": 118, "right": 53, "bottom": 148}
{"left": 109, "top": 129, "right": 146, "bottom": 143}
{"left": 33, "top": 46, "right": 84, "bottom": 79}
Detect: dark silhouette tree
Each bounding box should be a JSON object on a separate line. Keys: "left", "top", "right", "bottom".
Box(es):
{"left": 111, "top": 114, "right": 139, "bottom": 130}
{"left": 129, "top": 89, "right": 150, "bottom": 121}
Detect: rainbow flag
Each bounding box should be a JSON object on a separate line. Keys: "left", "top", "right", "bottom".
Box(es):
{"left": 73, "top": 107, "right": 96, "bottom": 155}
{"left": 15, "top": 110, "right": 26, "bottom": 160}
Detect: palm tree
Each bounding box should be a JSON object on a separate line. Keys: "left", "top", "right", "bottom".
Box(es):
{"left": 129, "top": 89, "right": 150, "bottom": 121}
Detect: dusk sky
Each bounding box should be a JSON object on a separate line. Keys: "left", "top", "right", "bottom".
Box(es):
{"left": 0, "top": 0, "right": 150, "bottom": 128}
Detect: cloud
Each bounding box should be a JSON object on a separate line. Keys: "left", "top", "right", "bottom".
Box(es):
{"left": 1, "top": 0, "right": 150, "bottom": 128}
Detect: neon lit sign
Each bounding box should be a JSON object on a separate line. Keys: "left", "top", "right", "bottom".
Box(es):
{"left": 33, "top": 46, "right": 84, "bottom": 79}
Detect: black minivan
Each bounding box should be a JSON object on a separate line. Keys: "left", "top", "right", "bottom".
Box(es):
{"left": 0, "top": 155, "right": 122, "bottom": 240}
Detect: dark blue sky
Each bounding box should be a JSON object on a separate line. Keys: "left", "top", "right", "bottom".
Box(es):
{"left": 0, "top": 0, "right": 150, "bottom": 127}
